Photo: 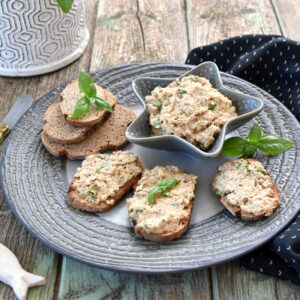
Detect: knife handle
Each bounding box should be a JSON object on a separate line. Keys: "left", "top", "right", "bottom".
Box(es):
{"left": 0, "top": 124, "right": 9, "bottom": 144}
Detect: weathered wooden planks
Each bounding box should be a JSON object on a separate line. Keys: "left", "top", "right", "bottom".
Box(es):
{"left": 273, "top": 0, "right": 300, "bottom": 40}
{"left": 186, "top": 0, "right": 281, "bottom": 48}
{"left": 90, "top": 0, "right": 188, "bottom": 70}
{"left": 0, "top": 1, "right": 99, "bottom": 299}
{"left": 58, "top": 259, "right": 212, "bottom": 300}
{"left": 211, "top": 262, "right": 278, "bottom": 300}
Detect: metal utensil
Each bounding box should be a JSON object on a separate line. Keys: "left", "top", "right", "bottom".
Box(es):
{"left": 0, "top": 96, "right": 33, "bottom": 144}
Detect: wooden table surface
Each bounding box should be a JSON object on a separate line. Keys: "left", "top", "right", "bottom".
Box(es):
{"left": 1, "top": 1, "right": 300, "bottom": 299}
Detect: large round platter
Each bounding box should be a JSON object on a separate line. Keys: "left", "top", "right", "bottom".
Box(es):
{"left": 1, "top": 63, "right": 300, "bottom": 273}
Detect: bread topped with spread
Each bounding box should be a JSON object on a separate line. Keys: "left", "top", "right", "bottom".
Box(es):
{"left": 212, "top": 158, "right": 280, "bottom": 220}
{"left": 68, "top": 151, "right": 143, "bottom": 212}
{"left": 127, "top": 166, "right": 197, "bottom": 242}
{"left": 60, "top": 80, "right": 117, "bottom": 127}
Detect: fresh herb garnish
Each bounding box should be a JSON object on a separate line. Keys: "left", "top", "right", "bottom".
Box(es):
{"left": 257, "top": 167, "right": 267, "bottom": 174}
{"left": 93, "top": 164, "right": 106, "bottom": 174}
{"left": 152, "top": 121, "right": 162, "bottom": 129}
{"left": 221, "top": 123, "right": 295, "bottom": 158}
{"left": 156, "top": 85, "right": 162, "bottom": 89}
{"left": 147, "top": 178, "right": 180, "bottom": 204}
{"left": 83, "top": 187, "right": 97, "bottom": 195}
{"left": 198, "top": 141, "right": 205, "bottom": 149}
{"left": 215, "top": 190, "right": 223, "bottom": 197}
{"left": 56, "top": 0, "right": 74, "bottom": 13}
{"left": 130, "top": 208, "right": 144, "bottom": 220}
{"left": 144, "top": 224, "right": 151, "bottom": 231}
{"left": 153, "top": 101, "right": 162, "bottom": 112}
{"left": 189, "top": 75, "right": 198, "bottom": 82}
{"left": 176, "top": 79, "right": 181, "bottom": 85}
{"left": 208, "top": 103, "right": 217, "bottom": 110}
{"left": 177, "top": 89, "right": 187, "bottom": 94}
{"left": 70, "top": 71, "right": 112, "bottom": 119}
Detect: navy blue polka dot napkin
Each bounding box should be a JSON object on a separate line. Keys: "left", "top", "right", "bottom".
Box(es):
{"left": 185, "top": 34, "right": 300, "bottom": 285}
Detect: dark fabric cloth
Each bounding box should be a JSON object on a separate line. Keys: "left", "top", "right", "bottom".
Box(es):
{"left": 185, "top": 34, "right": 300, "bottom": 285}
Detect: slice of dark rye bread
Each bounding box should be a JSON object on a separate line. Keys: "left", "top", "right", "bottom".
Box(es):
{"left": 127, "top": 166, "right": 197, "bottom": 242}
{"left": 41, "top": 104, "right": 136, "bottom": 160}
{"left": 43, "top": 104, "right": 92, "bottom": 144}
{"left": 60, "top": 80, "right": 117, "bottom": 127}
{"left": 68, "top": 153, "right": 143, "bottom": 212}
{"left": 212, "top": 158, "right": 280, "bottom": 221}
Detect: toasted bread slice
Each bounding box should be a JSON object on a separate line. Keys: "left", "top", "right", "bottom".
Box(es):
{"left": 127, "top": 166, "right": 197, "bottom": 242}
{"left": 67, "top": 151, "right": 143, "bottom": 212}
{"left": 43, "top": 104, "right": 92, "bottom": 145}
{"left": 60, "top": 80, "right": 117, "bottom": 127}
{"left": 42, "top": 104, "right": 136, "bottom": 159}
{"left": 212, "top": 158, "right": 280, "bottom": 221}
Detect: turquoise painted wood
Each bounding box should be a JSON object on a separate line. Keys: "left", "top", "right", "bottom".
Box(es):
{"left": 57, "top": 258, "right": 212, "bottom": 300}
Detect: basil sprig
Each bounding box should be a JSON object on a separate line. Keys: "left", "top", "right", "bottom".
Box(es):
{"left": 56, "top": 0, "right": 74, "bottom": 13}
{"left": 70, "top": 71, "right": 113, "bottom": 119}
{"left": 221, "top": 123, "right": 295, "bottom": 158}
{"left": 147, "top": 178, "right": 180, "bottom": 205}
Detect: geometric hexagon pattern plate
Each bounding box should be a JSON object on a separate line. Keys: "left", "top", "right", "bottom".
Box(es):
{"left": 1, "top": 63, "right": 300, "bottom": 273}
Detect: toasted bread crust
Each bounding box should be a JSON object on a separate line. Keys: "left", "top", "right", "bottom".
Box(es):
{"left": 67, "top": 159, "right": 143, "bottom": 212}
{"left": 41, "top": 105, "right": 136, "bottom": 160}
{"left": 212, "top": 158, "right": 280, "bottom": 221}
{"left": 43, "top": 104, "right": 92, "bottom": 145}
{"left": 60, "top": 80, "right": 117, "bottom": 127}
{"left": 128, "top": 166, "right": 197, "bottom": 242}
{"left": 41, "top": 131, "right": 66, "bottom": 157}
{"left": 130, "top": 200, "right": 193, "bottom": 242}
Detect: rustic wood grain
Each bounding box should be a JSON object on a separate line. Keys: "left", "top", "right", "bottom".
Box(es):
{"left": 186, "top": 0, "right": 281, "bottom": 48}
{"left": 136, "top": 0, "right": 188, "bottom": 63}
{"left": 58, "top": 259, "right": 212, "bottom": 300}
{"left": 272, "top": 0, "right": 300, "bottom": 40}
{"left": 90, "top": 0, "right": 188, "bottom": 70}
{"left": 275, "top": 279, "right": 300, "bottom": 300}
{"left": 211, "top": 262, "right": 278, "bottom": 300}
{"left": 0, "top": 1, "right": 99, "bottom": 299}
{"left": 90, "top": 0, "right": 144, "bottom": 70}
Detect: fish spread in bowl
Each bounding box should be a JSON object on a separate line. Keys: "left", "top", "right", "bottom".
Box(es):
{"left": 145, "top": 75, "right": 237, "bottom": 150}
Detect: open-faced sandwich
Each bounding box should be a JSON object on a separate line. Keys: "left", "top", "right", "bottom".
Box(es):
{"left": 68, "top": 151, "right": 143, "bottom": 212}
{"left": 212, "top": 158, "right": 280, "bottom": 220}
{"left": 127, "top": 166, "right": 197, "bottom": 242}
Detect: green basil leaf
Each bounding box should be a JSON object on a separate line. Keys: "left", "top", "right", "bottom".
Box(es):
{"left": 156, "top": 178, "right": 179, "bottom": 188}
{"left": 91, "top": 97, "right": 113, "bottom": 112}
{"left": 147, "top": 186, "right": 161, "bottom": 204}
{"left": 258, "top": 134, "right": 295, "bottom": 154}
{"left": 56, "top": 0, "right": 74, "bottom": 13}
{"left": 70, "top": 97, "right": 91, "bottom": 119}
{"left": 208, "top": 104, "right": 217, "bottom": 110}
{"left": 78, "top": 71, "right": 97, "bottom": 98}
{"left": 240, "top": 144, "right": 257, "bottom": 158}
{"left": 221, "top": 137, "right": 248, "bottom": 156}
{"left": 248, "top": 123, "right": 262, "bottom": 143}
{"left": 147, "top": 178, "right": 180, "bottom": 205}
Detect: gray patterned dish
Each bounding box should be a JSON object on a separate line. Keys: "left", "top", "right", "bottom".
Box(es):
{"left": 1, "top": 63, "right": 300, "bottom": 274}
{"left": 126, "top": 62, "right": 263, "bottom": 157}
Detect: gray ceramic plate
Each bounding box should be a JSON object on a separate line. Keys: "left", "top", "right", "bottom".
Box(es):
{"left": 1, "top": 63, "right": 300, "bottom": 274}
{"left": 126, "top": 62, "right": 263, "bottom": 157}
